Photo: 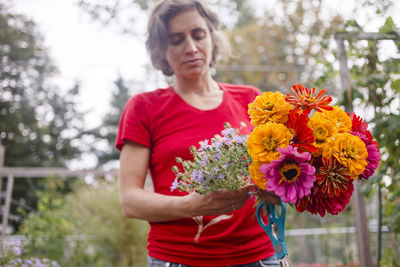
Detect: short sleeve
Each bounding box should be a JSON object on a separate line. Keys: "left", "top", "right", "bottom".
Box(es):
{"left": 115, "top": 94, "right": 151, "bottom": 150}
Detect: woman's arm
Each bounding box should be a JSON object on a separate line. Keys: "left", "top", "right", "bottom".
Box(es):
{"left": 119, "top": 141, "right": 253, "bottom": 222}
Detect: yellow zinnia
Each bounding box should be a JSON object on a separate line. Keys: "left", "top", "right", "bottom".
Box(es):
{"left": 249, "top": 160, "right": 267, "bottom": 190}
{"left": 315, "top": 106, "right": 352, "bottom": 133}
{"left": 308, "top": 116, "right": 337, "bottom": 156}
{"left": 248, "top": 91, "right": 292, "bottom": 126}
{"left": 247, "top": 122, "right": 291, "bottom": 163}
{"left": 322, "top": 133, "right": 368, "bottom": 177}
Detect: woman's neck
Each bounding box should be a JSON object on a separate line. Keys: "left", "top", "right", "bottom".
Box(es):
{"left": 173, "top": 74, "right": 220, "bottom": 96}
{"left": 171, "top": 74, "right": 223, "bottom": 111}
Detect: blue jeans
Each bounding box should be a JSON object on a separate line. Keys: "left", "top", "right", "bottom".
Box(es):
{"left": 147, "top": 255, "right": 280, "bottom": 267}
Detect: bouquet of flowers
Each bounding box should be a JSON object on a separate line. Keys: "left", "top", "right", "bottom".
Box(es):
{"left": 171, "top": 123, "right": 251, "bottom": 195}
{"left": 171, "top": 84, "right": 381, "bottom": 217}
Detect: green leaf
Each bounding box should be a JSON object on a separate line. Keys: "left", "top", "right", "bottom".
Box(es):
{"left": 379, "top": 17, "right": 397, "bottom": 34}
{"left": 391, "top": 79, "right": 400, "bottom": 93}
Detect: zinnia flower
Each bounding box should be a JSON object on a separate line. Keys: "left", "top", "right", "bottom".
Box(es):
{"left": 316, "top": 157, "right": 352, "bottom": 197}
{"left": 286, "top": 110, "right": 318, "bottom": 153}
{"left": 260, "top": 145, "right": 316, "bottom": 204}
{"left": 248, "top": 91, "right": 292, "bottom": 126}
{"left": 308, "top": 116, "right": 337, "bottom": 154}
{"left": 285, "top": 84, "right": 333, "bottom": 115}
{"left": 350, "top": 113, "right": 380, "bottom": 180}
{"left": 314, "top": 106, "right": 352, "bottom": 133}
{"left": 351, "top": 113, "right": 369, "bottom": 133}
{"left": 296, "top": 181, "right": 354, "bottom": 217}
{"left": 247, "top": 122, "right": 292, "bottom": 162}
{"left": 249, "top": 160, "right": 267, "bottom": 190}
{"left": 351, "top": 131, "right": 381, "bottom": 180}
{"left": 323, "top": 133, "right": 368, "bottom": 177}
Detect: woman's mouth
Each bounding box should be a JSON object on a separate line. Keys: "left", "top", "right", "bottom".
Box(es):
{"left": 183, "top": 59, "right": 202, "bottom": 67}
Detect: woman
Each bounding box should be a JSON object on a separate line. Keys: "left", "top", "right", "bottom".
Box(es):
{"left": 116, "top": 0, "right": 279, "bottom": 266}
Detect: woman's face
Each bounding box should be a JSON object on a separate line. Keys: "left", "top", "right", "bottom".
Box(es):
{"left": 164, "top": 9, "right": 214, "bottom": 80}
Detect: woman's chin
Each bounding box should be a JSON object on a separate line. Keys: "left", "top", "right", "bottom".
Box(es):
{"left": 179, "top": 67, "right": 209, "bottom": 80}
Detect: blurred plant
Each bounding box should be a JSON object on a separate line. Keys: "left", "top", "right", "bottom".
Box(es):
{"left": 316, "top": 14, "right": 400, "bottom": 265}
{"left": 0, "top": 1, "right": 85, "bottom": 231}
{"left": 18, "top": 178, "right": 149, "bottom": 267}
{"left": 0, "top": 245, "right": 59, "bottom": 267}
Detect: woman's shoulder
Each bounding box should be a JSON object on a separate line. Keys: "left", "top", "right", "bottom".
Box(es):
{"left": 219, "top": 82, "right": 261, "bottom": 97}
{"left": 127, "top": 86, "right": 173, "bottom": 106}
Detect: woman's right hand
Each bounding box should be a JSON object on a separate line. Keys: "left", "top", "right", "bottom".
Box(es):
{"left": 184, "top": 184, "right": 255, "bottom": 216}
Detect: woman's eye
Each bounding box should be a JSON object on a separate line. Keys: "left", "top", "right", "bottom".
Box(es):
{"left": 168, "top": 35, "right": 184, "bottom": 46}
{"left": 192, "top": 29, "right": 206, "bottom": 40}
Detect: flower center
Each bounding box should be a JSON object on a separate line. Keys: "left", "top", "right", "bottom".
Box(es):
{"left": 341, "top": 146, "right": 356, "bottom": 159}
{"left": 279, "top": 163, "right": 301, "bottom": 184}
{"left": 314, "top": 126, "right": 327, "bottom": 143}
{"left": 301, "top": 95, "right": 314, "bottom": 103}
{"left": 263, "top": 136, "right": 278, "bottom": 151}
{"left": 263, "top": 102, "right": 274, "bottom": 111}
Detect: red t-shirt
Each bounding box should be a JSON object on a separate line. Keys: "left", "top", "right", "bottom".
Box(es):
{"left": 116, "top": 83, "right": 274, "bottom": 266}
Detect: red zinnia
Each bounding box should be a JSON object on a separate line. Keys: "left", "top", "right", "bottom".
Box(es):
{"left": 286, "top": 110, "right": 318, "bottom": 153}
{"left": 316, "top": 157, "right": 353, "bottom": 197}
{"left": 285, "top": 84, "right": 333, "bottom": 115}
{"left": 295, "top": 180, "right": 354, "bottom": 217}
{"left": 351, "top": 113, "right": 369, "bottom": 134}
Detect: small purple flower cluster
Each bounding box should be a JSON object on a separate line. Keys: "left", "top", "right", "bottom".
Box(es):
{"left": 171, "top": 123, "right": 251, "bottom": 194}
{"left": 1, "top": 246, "right": 60, "bottom": 267}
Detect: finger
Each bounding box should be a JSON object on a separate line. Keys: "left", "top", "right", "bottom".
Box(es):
{"left": 256, "top": 190, "right": 281, "bottom": 205}
{"left": 240, "top": 184, "right": 256, "bottom": 192}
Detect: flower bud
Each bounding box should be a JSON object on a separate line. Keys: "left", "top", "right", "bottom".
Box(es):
{"left": 190, "top": 146, "right": 197, "bottom": 154}
{"left": 176, "top": 157, "right": 183, "bottom": 164}
{"left": 171, "top": 166, "right": 179, "bottom": 173}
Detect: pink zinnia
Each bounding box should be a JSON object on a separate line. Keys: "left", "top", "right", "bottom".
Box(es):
{"left": 260, "top": 145, "right": 316, "bottom": 204}
{"left": 351, "top": 131, "right": 380, "bottom": 179}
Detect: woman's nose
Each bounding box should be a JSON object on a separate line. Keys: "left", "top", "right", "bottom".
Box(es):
{"left": 184, "top": 38, "right": 198, "bottom": 55}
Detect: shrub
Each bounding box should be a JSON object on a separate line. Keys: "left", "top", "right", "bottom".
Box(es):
{"left": 18, "top": 178, "right": 149, "bottom": 266}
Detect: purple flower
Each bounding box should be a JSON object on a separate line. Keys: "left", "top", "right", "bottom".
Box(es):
{"left": 260, "top": 145, "right": 316, "bottom": 204}
{"left": 221, "top": 127, "right": 236, "bottom": 136}
{"left": 191, "top": 169, "right": 205, "bottom": 183}
{"left": 199, "top": 154, "right": 208, "bottom": 166}
{"left": 170, "top": 178, "right": 179, "bottom": 192}
{"left": 233, "top": 135, "right": 247, "bottom": 145}
{"left": 199, "top": 139, "right": 210, "bottom": 151}
{"left": 12, "top": 246, "right": 21, "bottom": 256}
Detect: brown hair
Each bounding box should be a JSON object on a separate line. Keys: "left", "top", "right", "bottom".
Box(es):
{"left": 146, "top": 0, "right": 221, "bottom": 76}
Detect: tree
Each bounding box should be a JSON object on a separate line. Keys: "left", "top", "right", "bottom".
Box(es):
{"left": 215, "top": 0, "right": 346, "bottom": 93}
{"left": 86, "top": 76, "right": 132, "bottom": 166}
{"left": 0, "top": 2, "right": 85, "bottom": 230}
{"left": 340, "top": 19, "right": 400, "bottom": 265}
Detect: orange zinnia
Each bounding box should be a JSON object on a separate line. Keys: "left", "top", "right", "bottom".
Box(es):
{"left": 285, "top": 84, "right": 333, "bottom": 115}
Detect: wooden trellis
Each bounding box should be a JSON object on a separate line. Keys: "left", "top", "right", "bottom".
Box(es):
{"left": 0, "top": 144, "right": 118, "bottom": 252}
{"left": 335, "top": 31, "right": 399, "bottom": 267}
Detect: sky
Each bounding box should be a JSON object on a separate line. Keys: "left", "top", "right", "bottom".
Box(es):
{"left": 13, "top": 0, "right": 151, "bottom": 128}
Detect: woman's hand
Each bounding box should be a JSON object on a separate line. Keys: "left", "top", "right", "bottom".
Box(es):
{"left": 254, "top": 189, "right": 281, "bottom": 205}
{"left": 184, "top": 184, "right": 255, "bottom": 216}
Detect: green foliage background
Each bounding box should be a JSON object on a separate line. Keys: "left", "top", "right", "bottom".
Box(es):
{"left": 17, "top": 178, "right": 149, "bottom": 267}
